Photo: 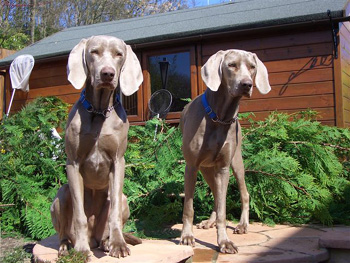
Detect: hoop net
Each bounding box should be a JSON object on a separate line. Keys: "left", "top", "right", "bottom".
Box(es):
{"left": 148, "top": 89, "right": 173, "bottom": 119}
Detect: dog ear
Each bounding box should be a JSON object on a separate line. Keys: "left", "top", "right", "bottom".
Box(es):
{"left": 119, "top": 45, "right": 143, "bottom": 96}
{"left": 253, "top": 54, "right": 271, "bottom": 95}
{"left": 201, "top": 50, "right": 226, "bottom": 91}
{"left": 67, "top": 38, "right": 88, "bottom": 90}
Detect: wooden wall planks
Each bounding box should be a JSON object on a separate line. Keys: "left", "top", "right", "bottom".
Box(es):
{"left": 200, "top": 29, "right": 335, "bottom": 125}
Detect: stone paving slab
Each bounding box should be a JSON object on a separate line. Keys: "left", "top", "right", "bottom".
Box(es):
{"left": 33, "top": 234, "right": 193, "bottom": 263}
{"left": 172, "top": 222, "right": 350, "bottom": 263}
{"left": 217, "top": 244, "right": 327, "bottom": 263}
{"left": 33, "top": 223, "right": 350, "bottom": 263}
{"left": 318, "top": 226, "right": 350, "bottom": 249}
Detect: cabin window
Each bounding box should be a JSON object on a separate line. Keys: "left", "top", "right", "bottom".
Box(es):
{"left": 141, "top": 46, "right": 198, "bottom": 122}
{"left": 148, "top": 52, "right": 191, "bottom": 114}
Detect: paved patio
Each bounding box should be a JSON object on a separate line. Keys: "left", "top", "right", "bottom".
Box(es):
{"left": 33, "top": 222, "right": 350, "bottom": 263}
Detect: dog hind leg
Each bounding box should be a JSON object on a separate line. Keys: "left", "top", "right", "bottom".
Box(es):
{"left": 196, "top": 167, "right": 217, "bottom": 229}
{"left": 231, "top": 150, "right": 249, "bottom": 234}
{"left": 50, "top": 184, "right": 73, "bottom": 256}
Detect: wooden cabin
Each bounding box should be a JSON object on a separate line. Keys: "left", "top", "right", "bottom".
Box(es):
{"left": 0, "top": 0, "right": 349, "bottom": 127}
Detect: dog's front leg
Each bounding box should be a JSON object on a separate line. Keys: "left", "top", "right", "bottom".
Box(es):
{"left": 215, "top": 167, "right": 238, "bottom": 254}
{"left": 108, "top": 157, "right": 130, "bottom": 258}
{"left": 180, "top": 165, "right": 198, "bottom": 247}
{"left": 66, "top": 163, "right": 90, "bottom": 254}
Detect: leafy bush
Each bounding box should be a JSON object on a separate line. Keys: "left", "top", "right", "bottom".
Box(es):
{"left": 123, "top": 119, "right": 185, "bottom": 236}
{"left": 124, "top": 119, "right": 225, "bottom": 236}
{"left": 1, "top": 97, "right": 349, "bottom": 242}
{"left": 124, "top": 111, "right": 350, "bottom": 231}
{"left": 0, "top": 247, "right": 32, "bottom": 263}
{"left": 238, "top": 111, "right": 350, "bottom": 225}
{"left": 0, "top": 97, "right": 69, "bottom": 239}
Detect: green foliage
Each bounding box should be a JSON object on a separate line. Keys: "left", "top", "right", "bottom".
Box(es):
{"left": 0, "top": 97, "right": 69, "bottom": 240}
{"left": 125, "top": 111, "right": 350, "bottom": 235}
{"left": 124, "top": 119, "right": 216, "bottom": 230}
{"left": 124, "top": 119, "right": 186, "bottom": 235}
{"left": 239, "top": 111, "right": 350, "bottom": 225}
{"left": 56, "top": 250, "right": 90, "bottom": 263}
{"left": 0, "top": 32, "right": 30, "bottom": 50}
{"left": 124, "top": 111, "right": 350, "bottom": 234}
{"left": 1, "top": 97, "right": 349, "bottom": 243}
{"left": 0, "top": 247, "right": 31, "bottom": 263}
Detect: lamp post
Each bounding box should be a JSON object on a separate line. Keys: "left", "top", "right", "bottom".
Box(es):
{"left": 159, "top": 57, "right": 169, "bottom": 89}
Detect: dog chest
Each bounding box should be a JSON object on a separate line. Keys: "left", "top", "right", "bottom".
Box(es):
{"left": 77, "top": 133, "right": 124, "bottom": 185}
{"left": 185, "top": 128, "right": 235, "bottom": 168}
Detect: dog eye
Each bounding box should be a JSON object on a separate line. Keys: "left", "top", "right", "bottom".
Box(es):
{"left": 250, "top": 64, "right": 256, "bottom": 69}
{"left": 90, "top": 49, "right": 99, "bottom": 55}
{"left": 115, "top": 52, "right": 123, "bottom": 57}
{"left": 228, "top": 63, "right": 237, "bottom": 68}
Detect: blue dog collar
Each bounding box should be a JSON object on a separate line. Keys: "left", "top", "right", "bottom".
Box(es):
{"left": 201, "top": 89, "right": 238, "bottom": 125}
{"left": 79, "top": 89, "right": 120, "bottom": 118}
{"left": 201, "top": 89, "right": 217, "bottom": 120}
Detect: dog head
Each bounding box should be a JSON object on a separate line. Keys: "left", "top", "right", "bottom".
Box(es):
{"left": 67, "top": 35, "right": 143, "bottom": 96}
{"left": 201, "top": 49, "right": 271, "bottom": 98}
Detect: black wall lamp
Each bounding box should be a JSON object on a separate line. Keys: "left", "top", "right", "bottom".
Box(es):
{"left": 159, "top": 57, "right": 169, "bottom": 89}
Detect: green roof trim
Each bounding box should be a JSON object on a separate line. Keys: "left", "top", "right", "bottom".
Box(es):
{"left": 0, "top": 0, "right": 348, "bottom": 67}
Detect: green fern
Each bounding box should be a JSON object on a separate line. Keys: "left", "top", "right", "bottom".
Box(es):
{"left": 0, "top": 97, "right": 69, "bottom": 239}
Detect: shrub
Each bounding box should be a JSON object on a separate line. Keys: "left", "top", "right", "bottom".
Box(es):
{"left": 124, "top": 119, "right": 186, "bottom": 236}
{"left": 1, "top": 97, "right": 349, "bottom": 242}
{"left": 0, "top": 247, "right": 31, "bottom": 263}
{"left": 124, "top": 111, "right": 350, "bottom": 231}
{"left": 238, "top": 111, "right": 350, "bottom": 225}
{"left": 0, "top": 97, "right": 69, "bottom": 239}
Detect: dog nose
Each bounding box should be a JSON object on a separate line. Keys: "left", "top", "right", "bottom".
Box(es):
{"left": 241, "top": 78, "right": 253, "bottom": 90}
{"left": 100, "top": 67, "right": 115, "bottom": 82}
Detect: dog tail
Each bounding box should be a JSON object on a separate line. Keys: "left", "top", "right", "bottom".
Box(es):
{"left": 123, "top": 233, "right": 142, "bottom": 245}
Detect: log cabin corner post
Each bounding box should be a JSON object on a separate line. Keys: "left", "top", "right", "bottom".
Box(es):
{"left": 334, "top": 1, "right": 350, "bottom": 128}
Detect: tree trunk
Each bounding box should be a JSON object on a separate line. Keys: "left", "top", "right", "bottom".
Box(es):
{"left": 30, "top": 0, "right": 36, "bottom": 44}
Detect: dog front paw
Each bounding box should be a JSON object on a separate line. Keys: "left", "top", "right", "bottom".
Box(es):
{"left": 219, "top": 239, "right": 238, "bottom": 254}
{"left": 109, "top": 243, "right": 130, "bottom": 258}
{"left": 233, "top": 223, "right": 248, "bottom": 234}
{"left": 179, "top": 234, "right": 195, "bottom": 247}
{"left": 74, "top": 240, "right": 90, "bottom": 254}
{"left": 58, "top": 239, "right": 71, "bottom": 257}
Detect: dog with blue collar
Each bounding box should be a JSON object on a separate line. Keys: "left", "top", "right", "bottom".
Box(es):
{"left": 180, "top": 49, "right": 271, "bottom": 254}
{"left": 51, "top": 36, "right": 143, "bottom": 258}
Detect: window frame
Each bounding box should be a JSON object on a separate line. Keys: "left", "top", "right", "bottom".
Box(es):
{"left": 142, "top": 45, "right": 198, "bottom": 122}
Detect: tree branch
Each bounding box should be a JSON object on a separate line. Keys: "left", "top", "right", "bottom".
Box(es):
{"left": 245, "top": 169, "right": 310, "bottom": 196}
{"left": 289, "top": 141, "right": 350, "bottom": 151}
